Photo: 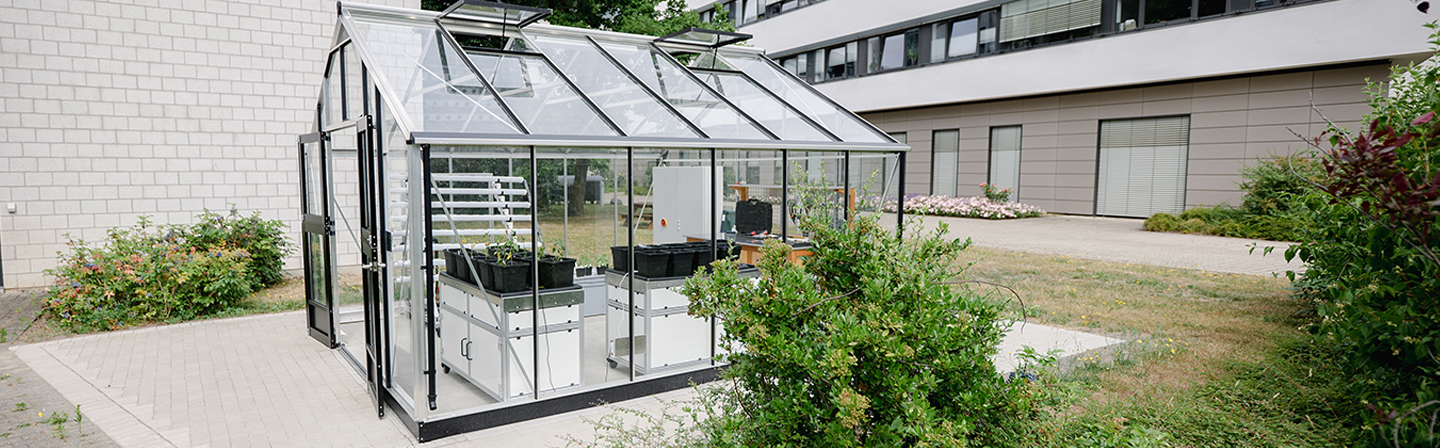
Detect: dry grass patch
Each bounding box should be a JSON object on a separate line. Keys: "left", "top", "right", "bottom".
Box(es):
{"left": 955, "top": 247, "right": 1300, "bottom": 403}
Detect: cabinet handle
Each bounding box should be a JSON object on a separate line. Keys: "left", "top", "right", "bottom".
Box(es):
{"left": 465, "top": 340, "right": 474, "bottom": 361}
{"left": 460, "top": 337, "right": 468, "bottom": 359}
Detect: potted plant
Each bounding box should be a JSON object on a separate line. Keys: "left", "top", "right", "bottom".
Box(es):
{"left": 535, "top": 244, "right": 576, "bottom": 289}
{"left": 483, "top": 238, "right": 531, "bottom": 293}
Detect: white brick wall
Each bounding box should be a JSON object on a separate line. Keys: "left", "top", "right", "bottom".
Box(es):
{"left": 0, "top": 0, "right": 417, "bottom": 288}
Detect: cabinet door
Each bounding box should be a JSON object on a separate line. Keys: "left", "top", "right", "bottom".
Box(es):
{"left": 439, "top": 307, "right": 470, "bottom": 378}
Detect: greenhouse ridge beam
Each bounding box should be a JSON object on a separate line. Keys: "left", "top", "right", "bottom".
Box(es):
{"left": 406, "top": 132, "right": 908, "bottom": 152}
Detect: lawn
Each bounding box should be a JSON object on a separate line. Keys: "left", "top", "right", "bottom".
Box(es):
{"left": 955, "top": 247, "right": 1358, "bottom": 446}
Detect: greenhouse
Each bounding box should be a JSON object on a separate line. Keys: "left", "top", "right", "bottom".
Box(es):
{"left": 299, "top": 0, "right": 909, "bottom": 441}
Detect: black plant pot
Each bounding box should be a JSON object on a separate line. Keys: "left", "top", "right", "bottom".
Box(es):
{"left": 575, "top": 266, "right": 595, "bottom": 277}
{"left": 668, "top": 248, "right": 697, "bottom": 277}
{"left": 471, "top": 254, "right": 496, "bottom": 288}
{"left": 444, "top": 248, "right": 466, "bottom": 280}
{"left": 537, "top": 256, "right": 577, "bottom": 288}
{"left": 487, "top": 259, "right": 532, "bottom": 293}
{"left": 632, "top": 249, "right": 670, "bottom": 279}
{"left": 610, "top": 246, "right": 631, "bottom": 272}
{"left": 694, "top": 247, "right": 715, "bottom": 271}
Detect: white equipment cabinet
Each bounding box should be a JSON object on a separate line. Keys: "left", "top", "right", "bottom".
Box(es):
{"left": 651, "top": 166, "right": 722, "bottom": 244}
{"left": 604, "top": 268, "right": 758, "bottom": 374}
{"left": 437, "top": 274, "right": 584, "bottom": 400}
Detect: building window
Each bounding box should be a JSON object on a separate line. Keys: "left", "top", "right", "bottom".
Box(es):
{"left": 1095, "top": 116, "right": 1191, "bottom": 218}
{"left": 1145, "top": 0, "right": 1192, "bottom": 24}
{"left": 931, "top": 129, "right": 960, "bottom": 197}
{"left": 988, "top": 126, "right": 1022, "bottom": 201}
{"left": 1000, "top": 0, "right": 1102, "bottom": 42}
{"left": 825, "top": 42, "right": 856, "bottom": 80}
{"left": 869, "top": 29, "right": 918, "bottom": 73}
{"left": 781, "top": 53, "right": 810, "bottom": 80}
{"left": 948, "top": 18, "right": 980, "bottom": 59}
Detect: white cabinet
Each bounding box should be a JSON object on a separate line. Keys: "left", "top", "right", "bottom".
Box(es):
{"left": 438, "top": 274, "right": 584, "bottom": 400}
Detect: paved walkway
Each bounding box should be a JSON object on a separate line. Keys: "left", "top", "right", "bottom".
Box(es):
{"left": 889, "top": 214, "right": 1303, "bottom": 276}
{"left": 11, "top": 311, "right": 1119, "bottom": 447}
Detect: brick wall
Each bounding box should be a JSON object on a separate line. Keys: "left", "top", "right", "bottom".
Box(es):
{"left": 0, "top": 0, "right": 416, "bottom": 288}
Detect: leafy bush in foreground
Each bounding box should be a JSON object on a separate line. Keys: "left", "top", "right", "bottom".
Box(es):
{"left": 1285, "top": 23, "right": 1440, "bottom": 445}
{"left": 44, "top": 210, "right": 293, "bottom": 332}
{"left": 683, "top": 188, "right": 1042, "bottom": 446}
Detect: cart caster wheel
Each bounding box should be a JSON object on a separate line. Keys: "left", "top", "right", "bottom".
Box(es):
{"left": 607, "top": 359, "right": 618, "bottom": 369}
{"left": 442, "top": 364, "right": 450, "bottom": 374}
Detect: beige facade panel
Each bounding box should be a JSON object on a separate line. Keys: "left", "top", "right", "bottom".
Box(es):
{"left": 865, "top": 63, "right": 1382, "bottom": 216}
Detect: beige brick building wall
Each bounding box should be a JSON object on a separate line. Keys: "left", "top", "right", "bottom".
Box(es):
{"left": 866, "top": 63, "right": 1388, "bottom": 215}
{"left": 0, "top": 0, "right": 416, "bottom": 288}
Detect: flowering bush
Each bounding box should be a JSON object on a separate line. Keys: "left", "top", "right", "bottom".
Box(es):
{"left": 43, "top": 211, "right": 292, "bottom": 332}
{"left": 883, "top": 194, "right": 1044, "bottom": 220}
{"left": 979, "top": 182, "right": 1013, "bottom": 202}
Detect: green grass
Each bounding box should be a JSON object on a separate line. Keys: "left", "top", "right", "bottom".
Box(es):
{"left": 951, "top": 248, "right": 1370, "bottom": 447}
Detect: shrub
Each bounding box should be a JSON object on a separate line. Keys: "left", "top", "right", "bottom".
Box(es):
{"left": 43, "top": 210, "right": 293, "bottom": 332}
{"left": 1141, "top": 213, "right": 1180, "bottom": 232}
{"left": 979, "top": 182, "right": 1013, "bottom": 202}
{"left": 1238, "top": 155, "right": 1324, "bottom": 216}
{"left": 183, "top": 209, "right": 292, "bottom": 287}
{"left": 682, "top": 185, "right": 1043, "bottom": 446}
{"left": 1284, "top": 23, "right": 1440, "bottom": 444}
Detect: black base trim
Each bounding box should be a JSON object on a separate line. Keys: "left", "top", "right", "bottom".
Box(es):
{"left": 392, "top": 366, "right": 724, "bottom": 443}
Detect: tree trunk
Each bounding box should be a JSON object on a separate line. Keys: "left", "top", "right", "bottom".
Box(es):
{"left": 568, "top": 159, "right": 590, "bottom": 216}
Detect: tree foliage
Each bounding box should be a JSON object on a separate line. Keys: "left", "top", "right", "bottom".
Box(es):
{"left": 420, "top": 0, "right": 734, "bottom": 36}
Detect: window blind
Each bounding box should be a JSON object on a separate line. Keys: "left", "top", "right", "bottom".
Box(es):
{"left": 1095, "top": 116, "right": 1190, "bottom": 218}
{"left": 932, "top": 130, "right": 960, "bottom": 197}
{"left": 999, "top": 0, "right": 1103, "bottom": 42}
{"left": 988, "top": 126, "right": 1022, "bottom": 201}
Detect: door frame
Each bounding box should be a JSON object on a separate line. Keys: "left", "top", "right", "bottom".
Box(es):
{"left": 300, "top": 131, "right": 337, "bottom": 347}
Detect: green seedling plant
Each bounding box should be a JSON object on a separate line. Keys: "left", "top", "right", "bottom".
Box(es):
{"left": 13, "top": 403, "right": 27, "bottom": 412}
{"left": 47, "top": 410, "right": 70, "bottom": 439}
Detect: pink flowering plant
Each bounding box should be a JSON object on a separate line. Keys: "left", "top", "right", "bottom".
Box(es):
{"left": 883, "top": 194, "right": 1044, "bottom": 220}
{"left": 979, "top": 183, "right": 1013, "bottom": 202}
{"left": 44, "top": 210, "right": 292, "bottom": 332}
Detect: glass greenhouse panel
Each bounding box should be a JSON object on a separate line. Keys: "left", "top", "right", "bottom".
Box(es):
{"left": 697, "top": 70, "right": 832, "bottom": 142}
{"left": 323, "top": 50, "right": 344, "bottom": 128}
{"left": 466, "top": 51, "right": 616, "bottom": 136}
{"left": 528, "top": 34, "right": 698, "bottom": 138}
{"left": 350, "top": 13, "right": 520, "bottom": 134}
{"left": 596, "top": 41, "right": 770, "bottom": 140}
{"left": 717, "top": 52, "right": 892, "bottom": 144}
{"left": 379, "top": 103, "right": 422, "bottom": 413}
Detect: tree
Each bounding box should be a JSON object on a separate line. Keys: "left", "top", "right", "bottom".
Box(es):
{"left": 420, "top": 0, "right": 735, "bottom": 36}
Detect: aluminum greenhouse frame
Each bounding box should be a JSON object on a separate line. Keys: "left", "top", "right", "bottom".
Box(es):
{"left": 299, "top": 0, "right": 909, "bottom": 441}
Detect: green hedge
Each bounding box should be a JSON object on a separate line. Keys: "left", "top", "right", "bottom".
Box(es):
{"left": 43, "top": 210, "right": 293, "bottom": 332}
{"left": 1143, "top": 205, "right": 1309, "bottom": 242}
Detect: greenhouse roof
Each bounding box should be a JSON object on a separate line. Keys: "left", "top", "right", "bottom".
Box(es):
{"left": 325, "top": 2, "right": 906, "bottom": 152}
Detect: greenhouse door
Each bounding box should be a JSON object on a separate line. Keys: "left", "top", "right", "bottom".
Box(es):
{"left": 300, "top": 132, "right": 337, "bottom": 347}
{"left": 357, "top": 119, "right": 387, "bottom": 418}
